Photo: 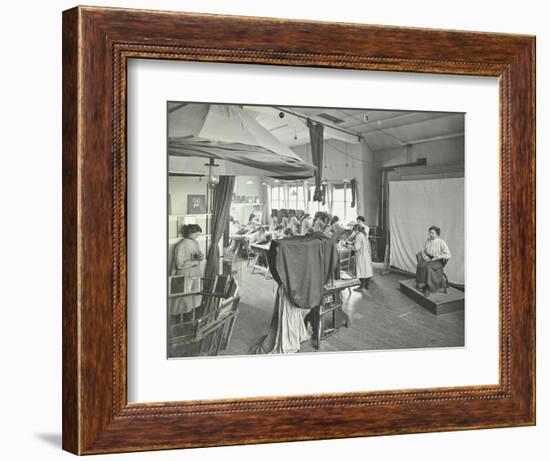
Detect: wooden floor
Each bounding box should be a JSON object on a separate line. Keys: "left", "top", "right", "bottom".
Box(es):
{"left": 222, "top": 259, "right": 465, "bottom": 356}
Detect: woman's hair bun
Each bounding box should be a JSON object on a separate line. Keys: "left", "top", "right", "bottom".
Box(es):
{"left": 181, "top": 223, "right": 202, "bottom": 237}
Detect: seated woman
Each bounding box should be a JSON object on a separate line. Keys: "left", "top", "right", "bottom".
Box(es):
{"left": 288, "top": 210, "right": 300, "bottom": 235}
{"left": 300, "top": 213, "right": 313, "bottom": 234}
{"left": 272, "top": 224, "right": 286, "bottom": 240}
{"left": 227, "top": 217, "right": 247, "bottom": 254}
{"left": 329, "top": 215, "right": 346, "bottom": 240}
{"left": 248, "top": 226, "right": 267, "bottom": 245}
{"left": 228, "top": 215, "right": 239, "bottom": 235}
{"left": 312, "top": 211, "right": 329, "bottom": 233}
{"left": 280, "top": 216, "right": 289, "bottom": 229}
{"left": 246, "top": 212, "right": 260, "bottom": 231}
{"left": 268, "top": 211, "right": 279, "bottom": 231}
{"left": 283, "top": 227, "right": 294, "bottom": 238}
{"left": 415, "top": 225, "right": 451, "bottom": 296}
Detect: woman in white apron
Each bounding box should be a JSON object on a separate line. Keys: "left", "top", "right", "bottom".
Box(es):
{"left": 170, "top": 224, "right": 204, "bottom": 323}
{"left": 349, "top": 221, "right": 373, "bottom": 291}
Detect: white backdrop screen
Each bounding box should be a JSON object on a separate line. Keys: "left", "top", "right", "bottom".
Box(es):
{"left": 389, "top": 178, "right": 465, "bottom": 284}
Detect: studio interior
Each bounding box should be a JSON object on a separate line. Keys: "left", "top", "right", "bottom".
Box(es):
{"left": 166, "top": 103, "right": 465, "bottom": 358}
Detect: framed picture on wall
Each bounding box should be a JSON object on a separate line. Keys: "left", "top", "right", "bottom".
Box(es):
{"left": 187, "top": 194, "right": 206, "bottom": 214}
{"left": 62, "top": 6, "right": 535, "bottom": 455}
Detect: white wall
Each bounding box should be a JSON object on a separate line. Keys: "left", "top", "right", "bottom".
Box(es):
{"left": 361, "top": 140, "right": 379, "bottom": 224}
{"left": 232, "top": 175, "right": 264, "bottom": 200}
{"left": 377, "top": 136, "right": 465, "bottom": 170}
{"left": 169, "top": 174, "right": 264, "bottom": 216}
{"left": 1, "top": 1, "right": 547, "bottom": 461}
{"left": 168, "top": 176, "right": 208, "bottom": 215}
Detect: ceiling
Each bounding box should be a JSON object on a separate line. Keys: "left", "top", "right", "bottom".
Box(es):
{"left": 243, "top": 105, "right": 465, "bottom": 152}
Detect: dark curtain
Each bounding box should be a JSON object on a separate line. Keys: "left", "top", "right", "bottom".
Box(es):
{"left": 307, "top": 120, "right": 324, "bottom": 202}
{"left": 350, "top": 178, "right": 357, "bottom": 208}
{"left": 205, "top": 175, "right": 236, "bottom": 280}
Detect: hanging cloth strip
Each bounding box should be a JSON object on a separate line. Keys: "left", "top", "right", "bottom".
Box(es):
{"left": 350, "top": 178, "right": 357, "bottom": 208}
{"left": 307, "top": 119, "right": 325, "bottom": 202}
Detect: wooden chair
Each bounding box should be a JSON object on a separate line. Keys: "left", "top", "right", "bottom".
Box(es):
{"left": 415, "top": 254, "right": 450, "bottom": 295}
{"left": 169, "top": 275, "right": 240, "bottom": 357}
{"left": 231, "top": 236, "right": 254, "bottom": 267}
{"left": 441, "top": 258, "right": 450, "bottom": 294}
{"left": 243, "top": 239, "right": 255, "bottom": 267}
{"left": 338, "top": 247, "right": 354, "bottom": 296}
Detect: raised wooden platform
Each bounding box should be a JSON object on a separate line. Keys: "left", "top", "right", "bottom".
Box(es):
{"left": 399, "top": 279, "right": 464, "bottom": 315}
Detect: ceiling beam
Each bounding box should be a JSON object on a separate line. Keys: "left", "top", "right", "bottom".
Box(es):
{"left": 405, "top": 132, "right": 464, "bottom": 145}
{"left": 168, "top": 102, "right": 188, "bottom": 114}
{"left": 347, "top": 112, "right": 462, "bottom": 134}
{"left": 274, "top": 106, "right": 363, "bottom": 142}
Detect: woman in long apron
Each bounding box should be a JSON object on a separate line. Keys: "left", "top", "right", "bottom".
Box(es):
{"left": 349, "top": 222, "right": 373, "bottom": 291}
{"left": 170, "top": 224, "right": 204, "bottom": 323}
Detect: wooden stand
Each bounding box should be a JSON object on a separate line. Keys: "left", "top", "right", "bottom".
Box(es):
{"left": 307, "top": 278, "right": 360, "bottom": 350}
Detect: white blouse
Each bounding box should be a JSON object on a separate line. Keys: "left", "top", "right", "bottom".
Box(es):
{"left": 424, "top": 237, "right": 451, "bottom": 260}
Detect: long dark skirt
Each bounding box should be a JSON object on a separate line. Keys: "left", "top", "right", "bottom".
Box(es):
{"left": 415, "top": 252, "right": 446, "bottom": 291}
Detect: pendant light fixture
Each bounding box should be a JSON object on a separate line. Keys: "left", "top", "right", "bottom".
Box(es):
{"left": 205, "top": 158, "right": 219, "bottom": 187}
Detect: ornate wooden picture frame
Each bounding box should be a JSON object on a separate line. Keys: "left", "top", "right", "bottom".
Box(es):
{"left": 62, "top": 6, "right": 535, "bottom": 455}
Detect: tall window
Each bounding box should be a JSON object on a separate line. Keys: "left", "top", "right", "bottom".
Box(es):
{"left": 271, "top": 184, "right": 308, "bottom": 212}
{"left": 332, "top": 186, "right": 346, "bottom": 221}
{"left": 289, "top": 185, "right": 305, "bottom": 211}
{"left": 296, "top": 185, "right": 305, "bottom": 212}
{"left": 332, "top": 183, "right": 357, "bottom": 224}
{"left": 271, "top": 185, "right": 283, "bottom": 210}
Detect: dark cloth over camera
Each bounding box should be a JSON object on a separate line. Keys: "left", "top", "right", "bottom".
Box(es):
{"left": 267, "top": 232, "right": 340, "bottom": 309}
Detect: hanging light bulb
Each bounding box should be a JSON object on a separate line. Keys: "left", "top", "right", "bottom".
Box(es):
{"left": 205, "top": 158, "right": 219, "bottom": 187}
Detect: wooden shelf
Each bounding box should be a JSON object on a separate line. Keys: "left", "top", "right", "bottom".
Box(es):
{"left": 230, "top": 203, "right": 263, "bottom": 206}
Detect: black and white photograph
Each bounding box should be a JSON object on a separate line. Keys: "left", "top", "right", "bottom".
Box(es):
{"left": 167, "top": 102, "right": 465, "bottom": 358}
{"left": 2, "top": 0, "right": 543, "bottom": 459}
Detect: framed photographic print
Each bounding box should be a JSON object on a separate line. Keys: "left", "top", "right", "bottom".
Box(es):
{"left": 62, "top": 5, "right": 535, "bottom": 455}
{"left": 187, "top": 194, "right": 206, "bottom": 214}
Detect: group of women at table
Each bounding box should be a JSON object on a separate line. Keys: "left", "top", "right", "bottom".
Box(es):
{"left": 229, "top": 209, "right": 375, "bottom": 293}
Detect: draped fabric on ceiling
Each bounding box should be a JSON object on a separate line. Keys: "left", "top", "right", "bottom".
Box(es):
{"left": 307, "top": 120, "right": 325, "bottom": 201}
{"left": 168, "top": 104, "right": 315, "bottom": 180}
{"left": 204, "top": 176, "right": 236, "bottom": 280}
